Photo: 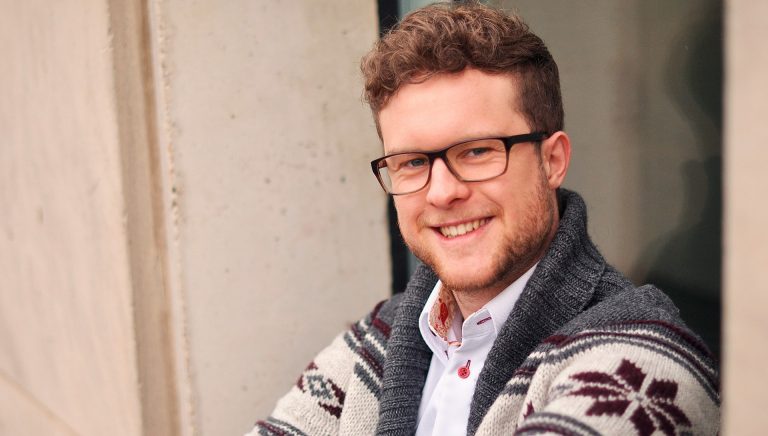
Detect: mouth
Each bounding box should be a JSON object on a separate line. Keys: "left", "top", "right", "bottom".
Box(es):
{"left": 436, "top": 218, "right": 490, "bottom": 239}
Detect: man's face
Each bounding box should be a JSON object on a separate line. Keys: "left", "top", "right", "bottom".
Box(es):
{"left": 378, "top": 69, "right": 561, "bottom": 296}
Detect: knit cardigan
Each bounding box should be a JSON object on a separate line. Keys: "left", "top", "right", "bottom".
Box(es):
{"left": 248, "top": 190, "right": 720, "bottom": 435}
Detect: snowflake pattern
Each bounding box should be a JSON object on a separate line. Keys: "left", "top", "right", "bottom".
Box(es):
{"left": 565, "top": 359, "right": 691, "bottom": 436}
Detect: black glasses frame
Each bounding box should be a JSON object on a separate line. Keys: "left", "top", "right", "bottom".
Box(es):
{"left": 370, "top": 132, "right": 547, "bottom": 195}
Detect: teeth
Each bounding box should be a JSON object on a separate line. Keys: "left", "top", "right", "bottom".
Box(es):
{"left": 439, "top": 219, "right": 488, "bottom": 238}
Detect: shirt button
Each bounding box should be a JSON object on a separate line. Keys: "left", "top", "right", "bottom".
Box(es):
{"left": 458, "top": 360, "right": 471, "bottom": 379}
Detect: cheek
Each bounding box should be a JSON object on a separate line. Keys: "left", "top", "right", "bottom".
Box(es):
{"left": 393, "top": 198, "right": 418, "bottom": 233}
{"left": 488, "top": 175, "right": 541, "bottom": 220}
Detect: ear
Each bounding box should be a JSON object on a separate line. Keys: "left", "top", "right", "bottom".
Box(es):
{"left": 540, "top": 131, "right": 571, "bottom": 189}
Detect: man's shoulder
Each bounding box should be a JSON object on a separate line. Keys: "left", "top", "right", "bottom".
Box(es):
{"left": 486, "top": 284, "right": 721, "bottom": 435}
{"left": 355, "top": 292, "right": 406, "bottom": 337}
{"left": 362, "top": 263, "right": 438, "bottom": 331}
{"left": 577, "top": 281, "right": 685, "bottom": 329}
{"left": 556, "top": 281, "right": 717, "bottom": 366}
{"left": 371, "top": 292, "right": 407, "bottom": 324}
{"left": 537, "top": 266, "right": 714, "bottom": 365}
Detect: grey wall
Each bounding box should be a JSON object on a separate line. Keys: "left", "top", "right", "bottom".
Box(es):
{"left": 495, "top": 0, "right": 722, "bottom": 355}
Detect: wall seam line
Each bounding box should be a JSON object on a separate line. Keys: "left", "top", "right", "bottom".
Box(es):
{"left": 145, "top": 0, "right": 197, "bottom": 434}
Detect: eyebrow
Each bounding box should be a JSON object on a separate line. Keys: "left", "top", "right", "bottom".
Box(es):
{"left": 385, "top": 133, "right": 506, "bottom": 155}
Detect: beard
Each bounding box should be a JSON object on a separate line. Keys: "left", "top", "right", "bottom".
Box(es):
{"left": 404, "top": 168, "right": 556, "bottom": 295}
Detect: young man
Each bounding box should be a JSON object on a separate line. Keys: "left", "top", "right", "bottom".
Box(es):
{"left": 250, "top": 3, "right": 719, "bottom": 435}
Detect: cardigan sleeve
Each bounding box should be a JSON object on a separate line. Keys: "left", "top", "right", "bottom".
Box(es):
{"left": 477, "top": 320, "right": 720, "bottom": 435}
{"left": 246, "top": 295, "right": 400, "bottom": 436}
{"left": 245, "top": 309, "right": 377, "bottom": 436}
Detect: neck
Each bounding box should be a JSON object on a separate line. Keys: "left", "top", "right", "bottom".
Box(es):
{"left": 450, "top": 259, "right": 536, "bottom": 319}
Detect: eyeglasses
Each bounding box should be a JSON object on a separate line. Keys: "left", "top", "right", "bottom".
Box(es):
{"left": 370, "top": 132, "right": 546, "bottom": 195}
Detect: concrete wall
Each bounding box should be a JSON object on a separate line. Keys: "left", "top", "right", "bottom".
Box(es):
{"left": 722, "top": 1, "right": 768, "bottom": 433}
{"left": 1, "top": 0, "right": 387, "bottom": 435}
{"left": 149, "top": 0, "right": 388, "bottom": 434}
{"left": 0, "top": 1, "right": 144, "bottom": 434}
{"left": 495, "top": 0, "right": 723, "bottom": 355}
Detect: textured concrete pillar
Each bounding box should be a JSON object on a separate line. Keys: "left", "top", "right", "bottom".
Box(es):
{"left": 1, "top": 0, "right": 386, "bottom": 434}
{"left": 722, "top": 1, "right": 768, "bottom": 434}
{"left": 0, "top": 1, "right": 147, "bottom": 434}
{"left": 149, "top": 0, "right": 388, "bottom": 434}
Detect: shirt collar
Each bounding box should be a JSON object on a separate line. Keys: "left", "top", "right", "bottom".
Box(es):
{"left": 418, "top": 262, "right": 539, "bottom": 355}
{"left": 484, "top": 263, "right": 538, "bottom": 335}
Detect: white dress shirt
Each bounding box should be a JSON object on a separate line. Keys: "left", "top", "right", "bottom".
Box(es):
{"left": 415, "top": 264, "right": 537, "bottom": 436}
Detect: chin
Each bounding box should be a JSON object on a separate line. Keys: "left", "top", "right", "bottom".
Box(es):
{"left": 420, "top": 254, "right": 503, "bottom": 294}
{"left": 409, "top": 229, "right": 547, "bottom": 295}
{"left": 438, "top": 273, "right": 497, "bottom": 294}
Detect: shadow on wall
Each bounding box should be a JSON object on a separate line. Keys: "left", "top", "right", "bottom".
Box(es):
{"left": 634, "top": 0, "right": 722, "bottom": 360}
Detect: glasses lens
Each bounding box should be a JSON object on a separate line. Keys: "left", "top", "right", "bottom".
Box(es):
{"left": 446, "top": 139, "right": 507, "bottom": 181}
{"left": 378, "top": 153, "right": 430, "bottom": 194}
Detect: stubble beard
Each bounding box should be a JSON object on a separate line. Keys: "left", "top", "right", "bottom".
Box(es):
{"left": 405, "top": 171, "right": 556, "bottom": 296}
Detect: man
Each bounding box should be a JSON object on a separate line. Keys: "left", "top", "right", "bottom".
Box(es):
{"left": 250, "top": 3, "right": 719, "bottom": 435}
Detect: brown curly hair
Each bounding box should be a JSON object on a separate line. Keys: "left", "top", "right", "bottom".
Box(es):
{"left": 361, "top": 1, "right": 563, "bottom": 136}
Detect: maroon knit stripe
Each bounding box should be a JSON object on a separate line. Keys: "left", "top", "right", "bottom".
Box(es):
{"left": 255, "top": 420, "right": 289, "bottom": 436}
{"left": 513, "top": 365, "right": 538, "bottom": 376}
{"left": 359, "top": 346, "right": 384, "bottom": 377}
{"left": 370, "top": 299, "right": 386, "bottom": 321}
{"left": 610, "top": 319, "right": 713, "bottom": 359}
{"left": 350, "top": 322, "right": 365, "bottom": 343}
{"left": 542, "top": 334, "right": 569, "bottom": 345}
{"left": 372, "top": 316, "right": 392, "bottom": 338}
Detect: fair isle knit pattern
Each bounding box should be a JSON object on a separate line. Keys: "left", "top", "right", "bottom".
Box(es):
{"left": 253, "top": 298, "right": 403, "bottom": 436}
{"left": 477, "top": 318, "right": 718, "bottom": 435}
{"left": 248, "top": 190, "right": 719, "bottom": 436}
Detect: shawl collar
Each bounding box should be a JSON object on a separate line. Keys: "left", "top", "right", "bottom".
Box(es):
{"left": 375, "top": 263, "right": 436, "bottom": 435}
{"left": 375, "top": 189, "right": 606, "bottom": 436}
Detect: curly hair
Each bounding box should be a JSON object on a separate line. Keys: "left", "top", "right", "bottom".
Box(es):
{"left": 361, "top": 1, "right": 563, "bottom": 136}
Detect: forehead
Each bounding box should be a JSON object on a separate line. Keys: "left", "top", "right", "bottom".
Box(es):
{"left": 379, "top": 69, "right": 528, "bottom": 154}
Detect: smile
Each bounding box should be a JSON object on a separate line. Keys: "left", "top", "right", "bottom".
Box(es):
{"left": 438, "top": 218, "right": 490, "bottom": 238}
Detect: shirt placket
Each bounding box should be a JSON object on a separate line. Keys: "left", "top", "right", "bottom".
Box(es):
{"left": 430, "top": 310, "right": 495, "bottom": 436}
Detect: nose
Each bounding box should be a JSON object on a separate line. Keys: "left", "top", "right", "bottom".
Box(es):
{"left": 425, "top": 158, "right": 470, "bottom": 208}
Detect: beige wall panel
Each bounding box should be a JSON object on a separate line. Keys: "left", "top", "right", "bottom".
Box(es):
{"left": 495, "top": 0, "right": 722, "bottom": 352}
{"left": 150, "top": 0, "right": 388, "bottom": 434}
{"left": 0, "top": 375, "right": 77, "bottom": 436}
{"left": 722, "top": 1, "right": 768, "bottom": 434}
{"left": 0, "top": 1, "right": 142, "bottom": 434}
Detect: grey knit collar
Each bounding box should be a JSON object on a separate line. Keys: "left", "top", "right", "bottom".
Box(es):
{"left": 375, "top": 189, "right": 607, "bottom": 436}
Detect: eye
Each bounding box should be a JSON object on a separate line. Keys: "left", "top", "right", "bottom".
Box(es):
{"left": 465, "top": 147, "right": 492, "bottom": 157}
{"left": 385, "top": 153, "right": 429, "bottom": 172}
{"left": 404, "top": 157, "right": 428, "bottom": 168}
